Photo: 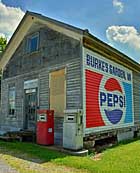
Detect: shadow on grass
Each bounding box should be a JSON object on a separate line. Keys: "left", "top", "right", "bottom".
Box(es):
{"left": 0, "top": 140, "right": 67, "bottom": 164}
{"left": 0, "top": 137, "right": 139, "bottom": 165}
{"left": 94, "top": 137, "right": 140, "bottom": 154}
{"left": 109, "top": 137, "right": 140, "bottom": 149}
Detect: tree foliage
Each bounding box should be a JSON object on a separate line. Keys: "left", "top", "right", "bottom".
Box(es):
{"left": 0, "top": 37, "right": 7, "bottom": 52}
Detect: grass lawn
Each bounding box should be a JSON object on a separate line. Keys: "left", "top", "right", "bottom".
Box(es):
{"left": 0, "top": 139, "right": 140, "bottom": 173}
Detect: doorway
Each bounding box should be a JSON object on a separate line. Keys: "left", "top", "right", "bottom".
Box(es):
{"left": 24, "top": 88, "right": 38, "bottom": 131}
{"left": 49, "top": 68, "right": 66, "bottom": 145}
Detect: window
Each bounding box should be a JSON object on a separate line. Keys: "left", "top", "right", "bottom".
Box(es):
{"left": 8, "top": 86, "right": 16, "bottom": 116}
{"left": 27, "top": 33, "right": 39, "bottom": 53}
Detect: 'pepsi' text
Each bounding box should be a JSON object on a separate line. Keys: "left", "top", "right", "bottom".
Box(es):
{"left": 100, "top": 92, "right": 125, "bottom": 108}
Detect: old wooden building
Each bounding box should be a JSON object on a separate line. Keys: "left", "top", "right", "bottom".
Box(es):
{"left": 0, "top": 11, "right": 140, "bottom": 149}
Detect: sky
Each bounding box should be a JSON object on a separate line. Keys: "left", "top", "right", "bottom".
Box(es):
{"left": 1, "top": 0, "right": 140, "bottom": 62}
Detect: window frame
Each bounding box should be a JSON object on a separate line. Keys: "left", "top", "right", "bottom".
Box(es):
{"left": 8, "top": 85, "right": 16, "bottom": 117}
{"left": 26, "top": 32, "right": 39, "bottom": 54}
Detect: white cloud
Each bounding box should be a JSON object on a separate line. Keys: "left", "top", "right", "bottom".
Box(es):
{"left": 0, "top": 2, "right": 25, "bottom": 40}
{"left": 0, "top": 33, "right": 5, "bottom": 37}
{"left": 106, "top": 26, "right": 140, "bottom": 51}
{"left": 113, "top": 0, "right": 124, "bottom": 14}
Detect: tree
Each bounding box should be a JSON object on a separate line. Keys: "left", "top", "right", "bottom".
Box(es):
{"left": 0, "top": 37, "right": 7, "bottom": 53}
{"left": 0, "top": 36, "right": 7, "bottom": 103}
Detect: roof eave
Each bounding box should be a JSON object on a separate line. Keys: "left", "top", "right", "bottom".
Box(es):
{"left": 83, "top": 31, "right": 140, "bottom": 72}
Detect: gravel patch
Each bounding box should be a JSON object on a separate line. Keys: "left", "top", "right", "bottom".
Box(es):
{"left": 0, "top": 159, "right": 18, "bottom": 173}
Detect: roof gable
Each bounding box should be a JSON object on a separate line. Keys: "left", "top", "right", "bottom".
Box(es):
{"left": 0, "top": 11, "right": 83, "bottom": 70}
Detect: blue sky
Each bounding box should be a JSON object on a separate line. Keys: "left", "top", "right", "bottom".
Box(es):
{"left": 1, "top": 0, "right": 140, "bottom": 62}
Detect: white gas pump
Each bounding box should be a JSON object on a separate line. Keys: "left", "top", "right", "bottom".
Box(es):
{"left": 63, "top": 109, "right": 83, "bottom": 150}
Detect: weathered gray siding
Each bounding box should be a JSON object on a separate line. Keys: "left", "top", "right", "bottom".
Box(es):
{"left": 54, "top": 117, "right": 63, "bottom": 145}
{"left": 1, "top": 77, "right": 22, "bottom": 130}
{"left": 133, "top": 71, "right": 140, "bottom": 126}
{"left": 66, "top": 60, "right": 82, "bottom": 109}
{"left": 38, "top": 57, "right": 82, "bottom": 110}
{"left": 1, "top": 72, "right": 39, "bottom": 131}
{"left": 38, "top": 58, "right": 82, "bottom": 145}
{"left": 39, "top": 68, "right": 49, "bottom": 109}
{"left": 1, "top": 25, "right": 82, "bottom": 145}
{"left": 3, "top": 27, "right": 81, "bottom": 79}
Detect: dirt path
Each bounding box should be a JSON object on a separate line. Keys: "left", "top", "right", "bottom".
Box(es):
{"left": 0, "top": 149, "right": 87, "bottom": 173}
{"left": 0, "top": 159, "right": 18, "bottom": 173}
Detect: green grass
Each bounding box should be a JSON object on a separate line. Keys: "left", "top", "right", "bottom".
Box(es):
{"left": 0, "top": 141, "right": 66, "bottom": 161}
{"left": 0, "top": 139, "right": 140, "bottom": 173}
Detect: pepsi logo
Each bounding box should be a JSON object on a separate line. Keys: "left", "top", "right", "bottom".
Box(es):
{"left": 99, "top": 77, "right": 126, "bottom": 125}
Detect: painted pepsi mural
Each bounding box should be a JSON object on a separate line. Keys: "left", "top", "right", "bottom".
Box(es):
{"left": 83, "top": 48, "right": 134, "bottom": 133}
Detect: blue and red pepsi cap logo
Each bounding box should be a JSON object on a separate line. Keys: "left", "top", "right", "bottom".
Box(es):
{"left": 100, "top": 78, "right": 126, "bottom": 124}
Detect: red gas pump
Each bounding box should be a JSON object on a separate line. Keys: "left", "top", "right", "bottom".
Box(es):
{"left": 36, "top": 110, "right": 54, "bottom": 145}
